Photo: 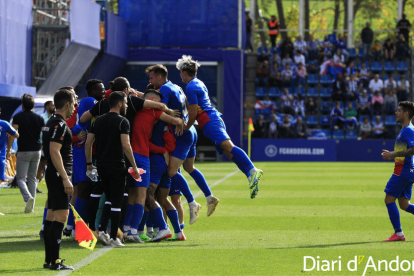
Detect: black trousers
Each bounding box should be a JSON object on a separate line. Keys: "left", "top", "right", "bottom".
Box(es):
{"left": 270, "top": 34, "right": 278, "bottom": 47}
{"left": 97, "top": 166, "right": 126, "bottom": 210}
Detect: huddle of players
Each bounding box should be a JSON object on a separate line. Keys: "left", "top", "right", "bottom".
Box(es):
{"left": 42, "top": 55, "right": 263, "bottom": 270}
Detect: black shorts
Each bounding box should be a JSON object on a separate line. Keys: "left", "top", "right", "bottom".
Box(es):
{"left": 45, "top": 167, "right": 70, "bottom": 211}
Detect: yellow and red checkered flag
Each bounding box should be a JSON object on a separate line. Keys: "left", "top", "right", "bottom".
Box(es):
{"left": 70, "top": 204, "right": 97, "bottom": 251}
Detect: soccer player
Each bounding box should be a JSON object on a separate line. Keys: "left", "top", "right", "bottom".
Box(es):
{"left": 381, "top": 101, "right": 414, "bottom": 241}
{"left": 125, "top": 89, "right": 184, "bottom": 242}
{"left": 0, "top": 115, "right": 19, "bottom": 182}
{"left": 146, "top": 64, "right": 203, "bottom": 224}
{"left": 85, "top": 91, "right": 140, "bottom": 247}
{"left": 42, "top": 89, "right": 75, "bottom": 270}
{"left": 176, "top": 55, "right": 263, "bottom": 199}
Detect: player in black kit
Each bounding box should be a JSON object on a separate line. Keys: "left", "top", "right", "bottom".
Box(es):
{"left": 42, "top": 89, "right": 75, "bottom": 271}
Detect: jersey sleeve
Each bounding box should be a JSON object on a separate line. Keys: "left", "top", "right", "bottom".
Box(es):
{"left": 154, "top": 109, "right": 164, "bottom": 121}
{"left": 160, "top": 86, "right": 170, "bottom": 105}
{"left": 129, "top": 96, "right": 145, "bottom": 112}
{"left": 4, "top": 121, "right": 16, "bottom": 136}
{"left": 119, "top": 118, "right": 130, "bottom": 135}
{"left": 89, "top": 100, "right": 101, "bottom": 117}
{"left": 186, "top": 85, "right": 199, "bottom": 105}
{"left": 403, "top": 128, "right": 414, "bottom": 148}
{"left": 49, "top": 121, "right": 68, "bottom": 145}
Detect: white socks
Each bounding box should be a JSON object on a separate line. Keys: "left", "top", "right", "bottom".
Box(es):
{"left": 188, "top": 201, "right": 197, "bottom": 209}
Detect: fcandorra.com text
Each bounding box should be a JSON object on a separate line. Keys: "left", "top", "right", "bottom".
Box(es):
{"left": 304, "top": 256, "right": 414, "bottom": 276}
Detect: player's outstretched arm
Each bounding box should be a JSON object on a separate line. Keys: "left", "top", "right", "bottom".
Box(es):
{"left": 80, "top": 110, "right": 93, "bottom": 123}
{"left": 159, "top": 113, "right": 184, "bottom": 136}
{"left": 382, "top": 146, "right": 414, "bottom": 160}
{"left": 50, "top": 142, "right": 73, "bottom": 196}
{"left": 85, "top": 132, "right": 96, "bottom": 170}
{"left": 184, "top": 104, "right": 198, "bottom": 131}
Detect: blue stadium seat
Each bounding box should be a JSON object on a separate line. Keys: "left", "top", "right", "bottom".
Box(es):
{"left": 397, "top": 74, "right": 408, "bottom": 81}
{"left": 385, "top": 115, "right": 396, "bottom": 126}
{"left": 320, "top": 75, "right": 332, "bottom": 85}
{"left": 355, "top": 61, "right": 368, "bottom": 70}
{"left": 255, "top": 87, "right": 267, "bottom": 97}
{"left": 307, "top": 60, "right": 319, "bottom": 72}
{"left": 306, "top": 115, "right": 318, "bottom": 126}
{"left": 307, "top": 74, "right": 318, "bottom": 85}
{"left": 320, "top": 115, "right": 331, "bottom": 126}
{"left": 322, "top": 129, "right": 331, "bottom": 139}
{"left": 397, "top": 61, "right": 408, "bottom": 72}
{"left": 371, "top": 116, "right": 384, "bottom": 125}
{"left": 320, "top": 101, "right": 331, "bottom": 113}
{"left": 257, "top": 47, "right": 268, "bottom": 55}
{"left": 328, "top": 34, "right": 336, "bottom": 43}
{"left": 384, "top": 62, "right": 395, "bottom": 73}
{"left": 332, "top": 129, "right": 345, "bottom": 139}
{"left": 320, "top": 88, "right": 331, "bottom": 98}
{"left": 268, "top": 87, "right": 280, "bottom": 97}
{"left": 348, "top": 48, "right": 357, "bottom": 59}
{"left": 294, "top": 87, "right": 304, "bottom": 96}
{"left": 270, "top": 47, "right": 279, "bottom": 55}
{"left": 307, "top": 87, "right": 318, "bottom": 97}
{"left": 358, "top": 48, "right": 364, "bottom": 58}
{"left": 346, "top": 129, "right": 357, "bottom": 139}
{"left": 370, "top": 61, "right": 382, "bottom": 72}
{"left": 359, "top": 115, "right": 370, "bottom": 124}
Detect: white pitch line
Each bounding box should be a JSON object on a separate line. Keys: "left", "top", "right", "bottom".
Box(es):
{"left": 57, "top": 169, "right": 239, "bottom": 275}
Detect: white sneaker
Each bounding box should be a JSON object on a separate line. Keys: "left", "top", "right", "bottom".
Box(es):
{"left": 98, "top": 231, "right": 110, "bottom": 245}
{"left": 153, "top": 228, "right": 172, "bottom": 242}
{"left": 25, "top": 197, "right": 34, "bottom": 213}
{"left": 189, "top": 203, "right": 202, "bottom": 225}
{"left": 126, "top": 232, "right": 144, "bottom": 243}
{"left": 108, "top": 238, "right": 125, "bottom": 247}
{"left": 207, "top": 196, "right": 220, "bottom": 217}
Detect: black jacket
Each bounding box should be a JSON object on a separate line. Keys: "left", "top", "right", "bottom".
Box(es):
{"left": 361, "top": 27, "right": 373, "bottom": 44}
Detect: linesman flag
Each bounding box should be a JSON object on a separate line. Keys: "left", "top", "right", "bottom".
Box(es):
{"left": 70, "top": 204, "right": 97, "bottom": 251}
{"left": 249, "top": 118, "right": 255, "bottom": 132}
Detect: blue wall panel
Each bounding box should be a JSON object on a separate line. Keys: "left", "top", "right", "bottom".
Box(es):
{"left": 71, "top": 0, "right": 101, "bottom": 50}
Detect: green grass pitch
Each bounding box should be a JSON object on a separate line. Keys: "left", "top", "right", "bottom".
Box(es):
{"left": 1, "top": 162, "right": 414, "bottom": 275}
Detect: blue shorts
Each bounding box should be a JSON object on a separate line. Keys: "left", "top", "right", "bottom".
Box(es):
{"left": 172, "top": 128, "right": 196, "bottom": 161}
{"left": 202, "top": 117, "right": 230, "bottom": 155}
{"left": 385, "top": 174, "right": 414, "bottom": 199}
{"left": 130, "top": 152, "right": 150, "bottom": 188}
{"left": 169, "top": 179, "right": 182, "bottom": 196}
{"left": 150, "top": 154, "right": 168, "bottom": 185}
{"left": 0, "top": 158, "right": 5, "bottom": 181}
{"left": 158, "top": 174, "right": 172, "bottom": 190}
{"left": 72, "top": 147, "right": 90, "bottom": 185}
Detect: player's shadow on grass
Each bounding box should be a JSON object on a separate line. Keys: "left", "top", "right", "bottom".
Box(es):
{"left": 267, "top": 241, "right": 414, "bottom": 249}
{"left": 0, "top": 268, "right": 44, "bottom": 274}
{"left": 0, "top": 239, "right": 81, "bottom": 253}
{"left": 0, "top": 235, "right": 36, "bottom": 240}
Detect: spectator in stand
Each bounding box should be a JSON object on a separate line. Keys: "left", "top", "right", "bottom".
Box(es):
{"left": 280, "top": 36, "right": 294, "bottom": 59}
{"left": 371, "top": 115, "right": 385, "bottom": 139}
{"left": 332, "top": 74, "right": 346, "bottom": 102}
{"left": 359, "top": 117, "right": 372, "bottom": 139}
{"left": 397, "top": 75, "right": 410, "bottom": 101}
{"left": 371, "top": 40, "right": 382, "bottom": 61}
{"left": 320, "top": 35, "right": 333, "bottom": 62}
{"left": 346, "top": 60, "right": 356, "bottom": 76}
{"left": 384, "top": 75, "right": 397, "bottom": 94}
{"left": 358, "top": 61, "right": 370, "bottom": 88}
{"left": 282, "top": 53, "right": 293, "bottom": 68}
{"left": 331, "top": 101, "right": 345, "bottom": 129}
{"left": 335, "top": 34, "right": 349, "bottom": 62}
{"left": 293, "top": 35, "right": 308, "bottom": 61}
{"left": 307, "top": 35, "right": 319, "bottom": 61}
{"left": 267, "top": 114, "right": 278, "bottom": 138}
{"left": 383, "top": 38, "right": 394, "bottom": 61}
{"left": 280, "top": 88, "right": 295, "bottom": 116}
{"left": 268, "top": 62, "right": 281, "bottom": 87}
{"left": 384, "top": 88, "right": 398, "bottom": 114}
{"left": 256, "top": 51, "right": 270, "bottom": 86}
{"left": 268, "top": 15, "right": 280, "bottom": 48}
{"left": 245, "top": 12, "right": 253, "bottom": 52}
{"left": 372, "top": 91, "right": 384, "bottom": 115}
{"left": 295, "top": 62, "right": 307, "bottom": 87}
{"left": 369, "top": 74, "right": 384, "bottom": 95}
{"left": 333, "top": 48, "right": 345, "bottom": 67}
{"left": 253, "top": 114, "right": 266, "bottom": 138}
{"left": 397, "top": 14, "right": 411, "bottom": 46}
{"left": 305, "top": 96, "right": 317, "bottom": 115}
{"left": 357, "top": 89, "right": 371, "bottom": 117}
{"left": 257, "top": 50, "right": 269, "bottom": 63}
{"left": 346, "top": 74, "right": 361, "bottom": 101}
{"left": 272, "top": 51, "right": 282, "bottom": 68}
{"left": 279, "top": 116, "right": 293, "bottom": 138}
{"left": 293, "top": 94, "right": 305, "bottom": 117}
{"left": 293, "top": 50, "right": 306, "bottom": 65}
{"left": 293, "top": 116, "right": 306, "bottom": 139}
{"left": 344, "top": 102, "right": 358, "bottom": 129}
{"left": 361, "top": 22, "right": 374, "bottom": 61}
{"left": 281, "top": 64, "right": 293, "bottom": 87}
{"left": 395, "top": 33, "right": 408, "bottom": 60}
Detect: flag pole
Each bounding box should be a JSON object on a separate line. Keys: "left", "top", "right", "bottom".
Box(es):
{"left": 248, "top": 118, "right": 254, "bottom": 158}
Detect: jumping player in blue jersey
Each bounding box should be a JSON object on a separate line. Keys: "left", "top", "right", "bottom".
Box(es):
{"left": 0, "top": 116, "right": 19, "bottom": 182}
{"left": 176, "top": 55, "right": 263, "bottom": 199}
{"left": 382, "top": 101, "right": 414, "bottom": 241}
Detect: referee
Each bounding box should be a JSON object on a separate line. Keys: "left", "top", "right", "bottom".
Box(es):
{"left": 42, "top": 89, "right": 75, "bottom": 270}
{"left": 85, "top": 91, "right": 140, "bottom": 247}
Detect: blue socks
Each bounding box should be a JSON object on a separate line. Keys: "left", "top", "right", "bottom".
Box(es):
{"left": 151, "top": 207, "right": 167, "bottom": 230}
{"left": 230, "top": 146, "right": 254, "bottom": 178}
{"left": 171, "top": 173, "right": 194, "bottom": 203}
{"left": 42, "top": 207, "right": 47, "bottom": 225}
{"left": 138, "top": 211, "right": 149, "bottom": 232}
{"left": 190, "top": 168, "right": 212, "bottom": 197}
{"left": 124, "top": 204, "right": 133, "bottom": 228}
{"left": 146, "top": 215, "right": 153, "bottom": 228}
{"left": 386, "top": 202, "right": 402, "bottom": 233}
{"left": 74, "top": 197, "right": 89, "bottom": 224}
{"left": 405, "top": 204, "right": 414, "bottom": 215}
{"left": 166, "top": 209, "right": 181, "bottom": 234}
{"left": 180, "top": 223, "right": 185, "bottom": 230}
{"left": 130, "top": 204, "right": 144, "bottom": 231}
